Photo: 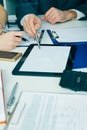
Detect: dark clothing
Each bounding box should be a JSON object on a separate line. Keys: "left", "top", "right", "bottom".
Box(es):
{"left": 16, "top": 0, "right": 87, "bottom": 27}
{"left": 0, "top": 0, "right": 3, "bottom": 5}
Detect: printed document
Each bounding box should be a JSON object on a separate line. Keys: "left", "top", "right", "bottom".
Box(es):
{"left": 6, "top": 91, "right": 87, "bottom": 130}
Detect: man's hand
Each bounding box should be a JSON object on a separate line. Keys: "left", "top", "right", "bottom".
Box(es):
{"left": 23, "top": 14, "right": 41, "bottom": 37}
{"left": 42, "top": 7, "right": 77, "bottom": 24}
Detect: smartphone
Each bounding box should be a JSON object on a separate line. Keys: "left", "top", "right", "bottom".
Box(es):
{"left": 0, "top": 51, "right": 22, "bottom": 62}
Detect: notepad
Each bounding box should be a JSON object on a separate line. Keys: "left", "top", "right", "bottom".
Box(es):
{"left": 0, "top": 70, "right": 7, "bottom": 124}
{"left": 6, "top": 91, "right": 87, "bottom": 130}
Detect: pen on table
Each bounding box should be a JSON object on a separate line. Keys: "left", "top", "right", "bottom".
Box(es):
{"left": 35, "top": 31, "right": 40, "bottom": 49}
{"left": 7, "top": 82, "right": 18, "bottom": 109}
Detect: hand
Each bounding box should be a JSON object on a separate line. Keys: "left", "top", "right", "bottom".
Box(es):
{"left": 0, "top": 23, "right": 4, "bottom": 34}
{"left": 0, "top": 31, "right": 23, "bottom": 51}
{"left": 23, "top": 14, "right": 41, "bottom": 37}
{"left": 42, "top": 7, "right": 77, "bottom": 24}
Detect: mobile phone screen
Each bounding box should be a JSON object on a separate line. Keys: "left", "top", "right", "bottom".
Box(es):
{"left": 0, "top": 51, "right": 18, "bottom": 59}
{"left": 0, "top": 51, "right": 22, "bottom": 61}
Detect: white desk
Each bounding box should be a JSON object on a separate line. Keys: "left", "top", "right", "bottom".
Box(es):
{"left": 0, "top": 20, "right": 87, "bottom": 130}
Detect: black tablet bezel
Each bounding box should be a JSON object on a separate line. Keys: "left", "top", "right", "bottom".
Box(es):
{"left": 12, "top": 44, "right": 76, "bottom": 77}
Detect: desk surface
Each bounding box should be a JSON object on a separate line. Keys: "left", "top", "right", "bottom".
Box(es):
{"left": 0, "top": 19, "right": 87, "bottom": 130}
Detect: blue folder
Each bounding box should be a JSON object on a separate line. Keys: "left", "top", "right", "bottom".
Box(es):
{"left": 47, "top": 29, "right": 87, "bottom": 69}
{"left": 73, "top": 44, "right": 87, "bottom": 69}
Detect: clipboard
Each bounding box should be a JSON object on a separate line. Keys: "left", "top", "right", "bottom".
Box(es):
{"left": 73, "top": 44, "right": 87, "bottom": 69}
{"left": 12, "top": 44, "right": 76, "bottom": 77}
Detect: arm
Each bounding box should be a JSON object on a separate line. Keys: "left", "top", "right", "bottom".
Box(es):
{"left": 72, "top": 0, "right": 87, "bottom": 20}
{"left": 16, "top": 0, "right": 38, "bottom": 25}
{"left": 0, "top": 4, "right": 7, "bottom": 34}
{"left": 42, "top": 0, "right": 87, "bottom": 24}
{"left": 0, "top": 4, "right": 23, "bottom": 51}
{"left": 16, "top": 0, "right": 41, "bottom": 37}
{"left": 0, "top": 4, "right": 7, "bottom": 26}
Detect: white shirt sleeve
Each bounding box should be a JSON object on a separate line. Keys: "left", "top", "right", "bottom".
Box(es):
{"left": 71, "top": 9, "right": 85, "bottom": 20}
{"left": 20, "top": 14, "right": 30, "bottom": 26}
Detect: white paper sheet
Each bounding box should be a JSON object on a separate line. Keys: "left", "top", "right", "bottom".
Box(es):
{"left": 56, "top": 27, "right": 87, "bottom": 42}
{"left": 20, "top": 46, "right": 70, "bottom": 73}
{"left": 6, "top": 91, "right": 87, "bottom": 130}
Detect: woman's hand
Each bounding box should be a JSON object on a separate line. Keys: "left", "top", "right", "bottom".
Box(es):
{"left": 0, "top": 31, "right": 23, "bottom": 51}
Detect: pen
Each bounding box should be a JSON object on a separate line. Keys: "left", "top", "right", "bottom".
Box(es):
{"left": 39, "top": 30, "right": 45, "bottom": 44}
{"left": 7, "top": 82, "right": 18, "bottom": 108}
{"left": 15, "top": 35, "right": 29, "bottom": 42}
{"left": 35, "top": 31, "right": 40, "bottom": 49}
{"left": 3, "top": 30, "right": 29, "bottom": 42}
{"left": 22, "top": 37, "right": 29, "bottom": 42}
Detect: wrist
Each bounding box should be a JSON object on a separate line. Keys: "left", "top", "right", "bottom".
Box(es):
{"left": 64, "top": 10, "right": 77, "bottom": 21}
{"left": 0, "top": 23, "right": 4, "bottom": 35}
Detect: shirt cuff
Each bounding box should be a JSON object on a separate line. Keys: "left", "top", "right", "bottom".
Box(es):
{"left": 20, "top": 14, "right": 29, "bottom": 26}
{"left": 71, "top": 9, "right": 85, "bottom": 20}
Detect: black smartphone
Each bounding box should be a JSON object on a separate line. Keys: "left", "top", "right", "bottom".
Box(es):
{"left": 0, "top": 51, "right": 22, "bottom": 62}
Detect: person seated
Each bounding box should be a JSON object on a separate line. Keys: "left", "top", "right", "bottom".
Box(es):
{"left": 0, "top": 4, "right": 22, "bottom": 51}
{"left": 16, "top": 0, "right": 87, "bottom": 37}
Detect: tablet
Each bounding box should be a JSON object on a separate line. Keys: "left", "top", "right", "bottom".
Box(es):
{"left": 12, "top": 44, "right": 76, "bottom": 77}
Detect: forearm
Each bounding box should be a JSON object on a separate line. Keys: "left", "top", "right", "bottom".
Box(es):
{"left": 64, "top": 10, "right": 77, "bottom": 21}
{"left": 16, "top": 0, "right": 38, "bottom": 22}
{"left": 0, "top": 5, "right": 8, "bottom": 26}
{"left": 70, "top": 0, "right": 87, "bottom": 20}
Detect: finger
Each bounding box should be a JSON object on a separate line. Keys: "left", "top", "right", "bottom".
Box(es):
{"left": 15, "top": 41, "right": 21, "bottom": 46}
{"left": 48, "top": 15, "right": 58, "bottom": 24}
{"left": 35, "top": 23, "right": 41, "bottom": 30}
{"left": 14, "top": 32, "right": 23, "bottom": 38}
{"left": 23, "top": 17, "right": 34, "bottom": 37}
{"left": 29, "top": 17, "right": 36, "bottom": 34}
{"left": 30, "top": 17, "right": 41, "bottom": 33}
{"left": 45, "top": 8, "right": 53, "bottom": 19}
{"left": 15, "top": 36, "right": 22, "bottom": 42}
{"left": 23, "top": 23, "right": 35, "bottom": 37}
{"left": 46, "top": 13, "right": 55, "bottom": 21}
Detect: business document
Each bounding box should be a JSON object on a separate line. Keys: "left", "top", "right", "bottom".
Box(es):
{"left": 6, "top": 91, "right": 87, "bottom": 130}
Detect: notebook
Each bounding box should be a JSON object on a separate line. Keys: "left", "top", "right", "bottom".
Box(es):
{"left": 5, "top": 91, "right": 87, "bottom": 130}
{"left": 0, "top": 70, "right": 7, "bottom": 124}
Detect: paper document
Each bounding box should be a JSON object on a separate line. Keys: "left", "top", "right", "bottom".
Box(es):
{"left": 0, "top": 70, "right": 7, "bottom": 124}
{"left": 55, "top": 27, "right": 87, "bottom": 43}
{"left": 6, "top": 91, "right": 87, "bottom": 130}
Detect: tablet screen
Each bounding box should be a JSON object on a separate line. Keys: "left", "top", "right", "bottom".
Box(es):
{"left": 20, "top": 46, "right": 70, "bottom": 72}
{"left": 12, "top": 44, "right": 76, "bottom": 77}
